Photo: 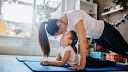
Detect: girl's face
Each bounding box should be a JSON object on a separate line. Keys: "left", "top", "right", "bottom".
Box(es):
{"left": 60, "top": 31, "right": 72, "bottom": 47}
{"left": 55, "top": 20, "right": 67, "bottom": 36}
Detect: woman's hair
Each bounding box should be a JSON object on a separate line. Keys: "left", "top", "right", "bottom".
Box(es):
{"left": 70, "top": 31, "right": 78, "bottom": 54}
{"left": 46, "top": 19, "right": 59, "bottom": 36}
{"left": 39, "top": 19, "right": 59, "bottom": 57}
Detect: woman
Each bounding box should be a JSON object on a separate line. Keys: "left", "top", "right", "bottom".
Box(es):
{"left": 39, "top": 10, "right": 128, "bottom": 70}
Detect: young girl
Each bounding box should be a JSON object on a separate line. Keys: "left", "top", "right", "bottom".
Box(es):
{"left": 40, "top": 31, "right": 80, "bottom": 66}
{"left": 40, "top": 31, "right": 115, "bottom": 67}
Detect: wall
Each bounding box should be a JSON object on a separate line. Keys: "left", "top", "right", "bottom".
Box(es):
{"left": 95, "top": 0, "right": 128, "bottom": 43}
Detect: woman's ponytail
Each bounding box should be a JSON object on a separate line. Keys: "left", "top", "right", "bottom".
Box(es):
{"left": 39, "top": 19, "right": 59, "bottom": 57}
{"left": 39, "top": 22, "right": 50, "bottom": 57}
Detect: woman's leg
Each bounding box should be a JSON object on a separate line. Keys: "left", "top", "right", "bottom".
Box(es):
{"left": 93, "top": 38, "right": 128, "bottom": 57}
{"left": 93, "top": 22, "right": 128, "bottom": 57}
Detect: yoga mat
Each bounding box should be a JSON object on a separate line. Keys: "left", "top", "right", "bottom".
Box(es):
{"left": 24, "top": 62, "right": 74, "bottom": 71}
{"left": 24, "top": 61, "right": 128, "bottom": 71}
{"left": 16, "top": 56, "right": 56, "bottom": 62}
{"left": 85, "top": 64, "right": 128, "bottom": 71}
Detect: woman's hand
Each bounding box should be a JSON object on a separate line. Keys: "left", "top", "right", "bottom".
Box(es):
{"left": 40, "top": 61, "right": 50, "bottom": 66}
{"left": 69, "top": 65, "right": 85, "bottom": 70}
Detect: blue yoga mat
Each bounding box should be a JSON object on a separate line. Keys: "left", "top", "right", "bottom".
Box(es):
{"left": 24, "top": 62, "right": 74, "bottom": 71}
{"left": 24, "top": 61, "right": 128, "bottom": 71}
{"left": 85, "top": 64, "right": 128, "bottom": 71}
{"left": 16, "top": 57, "right": 56, "bottom": 62}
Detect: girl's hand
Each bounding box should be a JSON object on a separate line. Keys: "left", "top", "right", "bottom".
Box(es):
{"left": 40, "top": 61, "right": 50, "bottom": 66}
{"left": 69, "top": 65, "right": 85, "bottom": 70}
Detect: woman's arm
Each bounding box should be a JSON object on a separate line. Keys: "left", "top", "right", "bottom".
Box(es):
{"left": 70, "top": 20, "right": 87, "bottom": 70}
{"left": 42, "top": 50, "right": 71, "bottom": 66}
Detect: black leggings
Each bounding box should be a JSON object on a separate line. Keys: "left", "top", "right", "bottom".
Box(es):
{"left": 93, "top": 22, "right": 128, "bottom": 58}
{"left": 86, "top": 56, "right": 115, "bottom": 68}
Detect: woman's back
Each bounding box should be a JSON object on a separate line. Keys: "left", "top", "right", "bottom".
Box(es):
{"left": 66, "top": 10, "right": 104, "bottom": 39}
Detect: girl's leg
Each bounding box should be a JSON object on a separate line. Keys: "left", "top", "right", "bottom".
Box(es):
{"left": 86, "top": 56, "right": 115, "bottom": 68}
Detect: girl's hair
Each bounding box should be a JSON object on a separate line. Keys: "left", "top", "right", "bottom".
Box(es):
{"left": 39, "top": 19, "right": 59, "bottom": 57}
{"left": 70, "top": 31, "right": 78, "bottom": 54}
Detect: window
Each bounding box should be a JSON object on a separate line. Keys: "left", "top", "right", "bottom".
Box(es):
{"left": 36, "top": 0, "right": 62, "bottom": 23}
{"left": 1, "top": 0, "right": 34, "bottom": 37}
{"left": 0, "top": 0, "right": 76, "bottom": 44}
{"left": 2, "top": 2, "right": 33, "bottom": 23}
{"left": 0, "top": 0, "right": 63, "bottom": 38}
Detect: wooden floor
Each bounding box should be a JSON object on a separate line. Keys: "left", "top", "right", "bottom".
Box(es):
{"left": 0, "top": 55, "right": 40, "bottom": 72}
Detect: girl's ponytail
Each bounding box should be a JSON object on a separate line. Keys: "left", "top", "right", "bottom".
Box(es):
{"left": 70, "top": 31, "right": 78, "bottom": 54}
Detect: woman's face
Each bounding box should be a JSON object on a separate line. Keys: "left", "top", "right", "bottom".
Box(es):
{"left": 60, "top": 31, "right": 72, "bottom": 47}
{"left": 55, "top": 20, "right": 67, "bottom": 36}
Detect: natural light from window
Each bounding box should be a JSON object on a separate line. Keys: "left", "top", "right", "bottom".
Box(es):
{"left": 2, "top": 2, "right": 33, "bottom": 24}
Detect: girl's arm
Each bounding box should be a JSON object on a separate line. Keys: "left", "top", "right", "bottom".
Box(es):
{"left": 42, "top": 50, "right": 71, "bottom": 66}
{"left": 70, "top": 20, "right": 87, "bottom": 70}
{"left": 56, "top": 53, "right": 61, "bottom": 61}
